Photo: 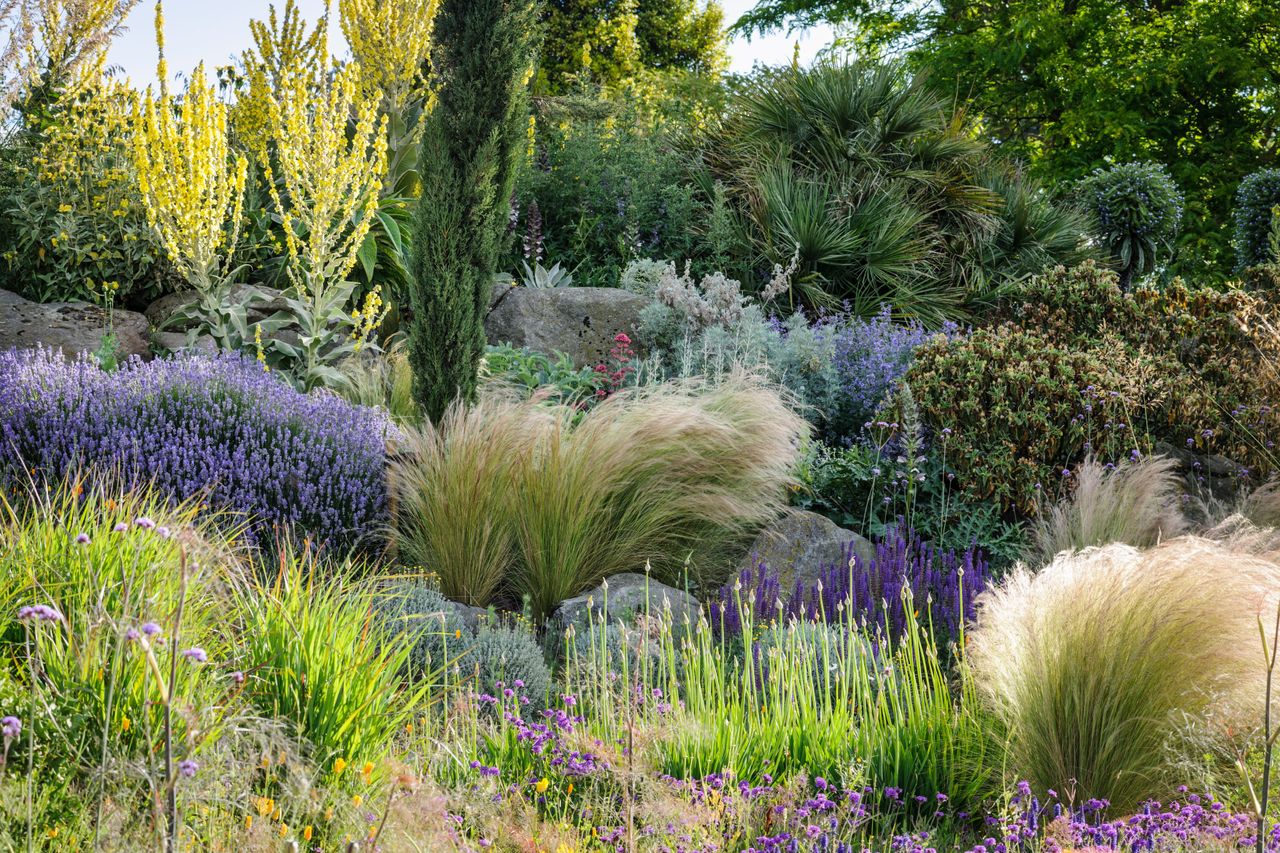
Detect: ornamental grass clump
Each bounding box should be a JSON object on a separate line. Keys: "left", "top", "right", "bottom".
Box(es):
{"left": 388, "top": 378, "right": 807, "bottom": 619}
{"left": 1031, "top": 454, "right": 1187, "bottom": 565}
{"left": 968, "top": 538, "right": 1280, "bottom": 812}
{"left": 0, "top": 348, "right": 391, "bottom": 551}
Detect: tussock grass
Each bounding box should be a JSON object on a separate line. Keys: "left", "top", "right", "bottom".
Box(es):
{"left": 388, "top": 377, "right": 807, "bottom": 618}
{"left": 1031, "top": 454, "right": 1186, "bottom": 565}
{"left": 969, "top": 537, "right": 1280, "bottom": 811}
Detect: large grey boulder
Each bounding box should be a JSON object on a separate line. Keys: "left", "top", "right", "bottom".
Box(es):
{"left": 550, "top": 572, "right": 701, "bottom": 637}
{"left": 485, "top": 284, "right": 646, "bottom": 367}
{"left": 0, "top": 289, "right": 150, "bottom": 360}
{"left": 744, "top": 510, "right": 876, "bottom": 590}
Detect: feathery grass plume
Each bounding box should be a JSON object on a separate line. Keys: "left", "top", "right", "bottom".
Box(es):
{"left": 388, "top": 377, "right": 807, "bottom": 618}
{"left": 1241, "top": 480, "right": 1280, "bottom": 531}
{"left": 1031, "top": 454, "right": 1186, "bottom": 565}
{"left": 387, "top": 392, "right": 542, "bottom": 606}
{"left": 968, "top": 537, "right": 1280, "bottom": 811}
{"left": 334, "top": 341, "right": 420, "bottom": 427}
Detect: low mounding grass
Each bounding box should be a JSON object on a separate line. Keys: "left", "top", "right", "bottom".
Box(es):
{"left": 968, "top": 537, "right": 1280, "bottom": 811}
{"left": 1032, "top": 454, "right": 1186, "bottom": 565}
{"left": 389, "top": 377, "right": 808, "bottom": 619}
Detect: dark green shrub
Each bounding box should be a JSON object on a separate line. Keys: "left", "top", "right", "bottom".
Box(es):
{"left": 1075, "top": 162, "right": 1184, "bottom": 289}
{"left": 511, "top": 95, "right": 704, "bottom": 287}
{"left": 993, "top": 262, "right": 1280, "bottom": 476}
{"left": 900, "top": 324, "right": 1145, "bottom": 516}
{"left": 1233, "top": 169, "right": 1280, "bottom": 270}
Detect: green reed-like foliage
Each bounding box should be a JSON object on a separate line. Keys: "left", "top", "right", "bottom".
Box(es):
{"left": 236, "top": 546, "right": 431, "bottom": 769}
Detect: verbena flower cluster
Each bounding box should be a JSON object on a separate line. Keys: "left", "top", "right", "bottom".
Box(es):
{"left": 711, "top": 528, "right": 989, "bottom": 645}
{"left": 0, "top": 348, "right": 391, "bottom": 550}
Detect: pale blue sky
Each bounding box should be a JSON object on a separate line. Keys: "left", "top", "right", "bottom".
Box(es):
{"left": 105, "top": 0, "right": 835, "bottom": 87}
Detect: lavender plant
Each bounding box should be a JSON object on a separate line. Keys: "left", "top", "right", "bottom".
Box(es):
{"left": 0, "top": 348, "right": 392, "bottom": 551}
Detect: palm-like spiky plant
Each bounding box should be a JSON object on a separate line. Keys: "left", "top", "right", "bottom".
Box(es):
{"left": 704, "top": 61, "right": 1088, "bottom": 323}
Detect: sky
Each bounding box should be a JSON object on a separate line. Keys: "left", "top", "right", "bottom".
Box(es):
{"left": 105, "top": 0, "right": 836, "bottom": 87}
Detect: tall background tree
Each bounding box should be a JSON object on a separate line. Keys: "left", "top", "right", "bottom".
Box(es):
{"left": 732, "top": 0, "right": 1280, "bottom": 280}
{"left": 540, "top": 0, "right": 724, "bottom": 91}
{"left": 408, "top": 0, "right": 542, "bottom": 422}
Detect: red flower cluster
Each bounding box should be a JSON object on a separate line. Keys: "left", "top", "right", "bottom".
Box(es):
{"left": 593, "top": 333, "right": 635, "bottom": 400}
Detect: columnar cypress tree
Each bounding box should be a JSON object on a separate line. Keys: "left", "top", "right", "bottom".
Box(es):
{"left": 408, "top": 0, "right": 541, "bottom": 422}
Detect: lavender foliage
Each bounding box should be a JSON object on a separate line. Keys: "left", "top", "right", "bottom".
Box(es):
{"left": 710, "top": 529, "right": 989, "bottom": 645}
{"left": 0, "top": 347, "right": 391, "bottom": 551}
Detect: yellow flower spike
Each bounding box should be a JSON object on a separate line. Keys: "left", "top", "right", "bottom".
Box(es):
{"left": 333, "top": 756, "right": 347, "bottom": 775}
{"left": 255, "top": 796, "right": 274, "bottom": 817}
{"left": 244, "top": 815, "right": 252, "bottom": 830}
{"left": 340, "top": 0, "right": 438, "bottom": 115}
{"left": 352, "top": 794, "right": 362, "bottom": 808}
{"left": 303, "top": 826, "right": 313, "bottom": 842}
{"left": 133, "top": 64, "right": 246, "bottom": 294}
{"left": 361, "top": 761, "right": 375, "bottom": 780}
{"left": 279, "top": 824, "right": 289, "bottom": 838}
{"left": 121, "top": 716, "right": 130, "bottom": 733}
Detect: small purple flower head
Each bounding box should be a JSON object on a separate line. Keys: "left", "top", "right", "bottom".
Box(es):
{"left": 1061, "top": 468, "right": 1072, "bottom": 478}
{"left": 230, "top": 670, "right": 245, "bottom": 684}
{"left": 125, "top": 628, "right": 140, "bottom": 641}
{"left": 113, "top": 522, "right": 128, "bottom": 533}
{"left": 177, "top": 759, "right": 198, "bottom": 778}
{"left": 74, "top": 533, "right": 90, "bottom": 545}
{"left": 134, "top": 517, "right": 156, "bottom": 530}
{"left": 181, "top": 647, "right": 208, "bottom": 663}
{"left": 1, "top": 716, "right": 20, "bottom": 739}
{"left": 141, "top": 622, "right": 162, "bottom": 637}
{"left": 155, "top": 526, "right": 171, "bottom": 539}
{"left": 17, "top": 604, "right": 62, "bottom": 623}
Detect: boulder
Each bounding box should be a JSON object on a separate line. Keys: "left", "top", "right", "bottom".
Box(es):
{"left": 550, "top": 572, "right": 701, "bottom": 636}
{"left": 145, "top": 285, "right": 290, "bottom": 332}
{"left": 151, "top": 331, "right": 218, "bottom": 354}
{"left": 744, "top": 510, "right": 876, "bottom": 590}
{"left": 485, "top": 284, "right": 647, "bottom": 367}
{"left": 0, "top": 289, "right": 150, "bottom": 361}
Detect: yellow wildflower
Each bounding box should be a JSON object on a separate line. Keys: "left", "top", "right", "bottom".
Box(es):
{"left": 333, "top": 756, "right": 347, "bottom": 775}
{"left": 534, "top": 778, "right": 550, "bottom": 794}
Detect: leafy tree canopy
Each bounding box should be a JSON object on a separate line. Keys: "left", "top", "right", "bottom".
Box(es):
{"left": 731, "top": 0, "right": 1280, "bottom": 280}
{"left": 540, "top": 0, "right": 726, "bottom": 92}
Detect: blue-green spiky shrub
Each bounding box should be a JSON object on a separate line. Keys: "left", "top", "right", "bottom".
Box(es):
{"left": 1076, "top": 162, "right": 1183, "bottom": 288}
{"left": 1233, "top": 169, "right": 1280, "bottom": 270}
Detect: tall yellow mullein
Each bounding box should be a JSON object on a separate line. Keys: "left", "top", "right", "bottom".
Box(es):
{"left": 133, "top": 63, "right": 247, "bottom": 291}
{"left": 263, "top": 62, "right": 387, "bottom": 296}
{"left": 231, "top": 0, "right": 330, "bottom": 159}
{"left": 339, "top": 0, "right": 439, "bottom": 115}
{"left": 4, "top": 0, "right": 138, "bottom": 112}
